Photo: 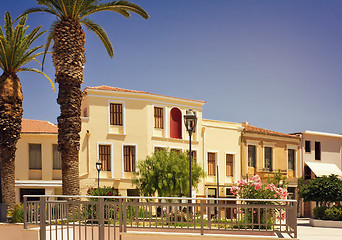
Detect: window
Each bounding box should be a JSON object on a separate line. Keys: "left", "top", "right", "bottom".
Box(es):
{"left": 304, "top": 165, "right": 311, "bottom": 180}
{"left": 226, "top": 154, "right": 234, "bottom": 177}
{"left": 315, "top": 142, "right": 321, "bottom": 160}
{"left": 154, "top": 147, "right": 166, "bottom": 153}
{"left": 247, "top": 145, "right": 256, "bottom": 168}
{"left": 53, "top": 144, "right": 62, "bottom": 170}
{"left": 124, "top": 146, "right": 136, "bottom": 172}
{"left": 171, "top": 148, "right": 181, "bottom": 154}
{"left": 186, "top": 150, "right": 197, "bottom": 164}
{"left": 288, "top": 149, "right": 295, "bottom": 170}
{"left": 20, "top": 188, "right": 45, "bottom": 203}
{"left": 264, "top": 147, "right": 273, "bottom": 171}
{"left": 170, "top": 107, "right": 182, "bottom": 139}
{"left": 207, "top": 152, "right": 216, "bottom": 176}
{"left": 99, "top": 145, "right": 111, "bottom": 171}
{"left": 305, "top": 141, "right": 311, "bottom": 153}
{"left": 154, "top": 107, "right": 164, "bottom": 129}
{"left": 29, "top": 144, "right": 42, "bottom": 169}
{"left": 110, "top": 103, "right": 123, "bottom": 126}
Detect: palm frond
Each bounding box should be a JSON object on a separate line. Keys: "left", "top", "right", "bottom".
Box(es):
{"left": 0, "top": 11, "right": 52, "bottom": 90}
{"left": 42, "top": 20, "right": 58, "bottom": 70}
{"left": 16, "top": 7, "right": 62, "bottom": 21}
{"left": 18, "top": 67, "right": 55, "bottom": 92}
{"left": 80, "top": 1, "right": 149, "bottom": 19}
{"left": 81, "top": 18, "right": 114, "bottom": 57}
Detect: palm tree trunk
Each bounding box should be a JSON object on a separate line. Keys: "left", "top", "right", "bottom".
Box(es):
{"left": 0, "top": 73, "right": 23, "bottom": 206}
{"left": 53, "top": 19, "right": 85, "bottom": 196}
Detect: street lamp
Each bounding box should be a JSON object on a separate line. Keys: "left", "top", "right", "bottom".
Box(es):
{"left": 96, "top": 159, "right": 103, "bottom": 188}
{"left": 184, "top": 109, "right": 197, "bottom": 198}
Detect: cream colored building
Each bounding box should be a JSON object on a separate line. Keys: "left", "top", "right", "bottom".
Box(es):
{"left": 15, "top": 119, "right": 62, "bottom": 203}
{"left": 78, "top": 86, "right": 243, "bottom": 198}
{"left": 297, "top": 130, "right": 342, "bottom": 217}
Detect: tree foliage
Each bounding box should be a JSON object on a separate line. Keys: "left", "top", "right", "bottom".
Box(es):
{"left": 267, "top": 169, "right": 288, "bottom": 189}
{"left": 134, "top": 150, "right": 205, "bottom": 197}
{"left": 298, "top": 174, "right": 342, "bottom": 206}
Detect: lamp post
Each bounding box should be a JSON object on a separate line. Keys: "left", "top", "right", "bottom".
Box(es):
{"left": 184, "top": 109, "right": 197, "bottom": 198}
{"left": 96, "top": 159, "right": 103, "bottom": 188}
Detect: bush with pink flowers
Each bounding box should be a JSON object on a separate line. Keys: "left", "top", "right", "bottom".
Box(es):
{"left": 231, "top": 174, "right": 288, "bottom": 226}
{"left": 231, "top": 174, "right": 288, "bottom": 201}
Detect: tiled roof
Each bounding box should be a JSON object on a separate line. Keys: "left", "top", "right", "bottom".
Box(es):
{"left": 21, "top": 119, "right": 58, "bottom": 134}
{"left": 242, "top": 122, "right": 300, "bottom": 139}
{"left": 85, "top": 85, "right": 206, "bottom": 103}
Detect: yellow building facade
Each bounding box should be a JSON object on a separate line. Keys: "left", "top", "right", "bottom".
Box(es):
{"left": 241, "top": 122, "right": 301, "bottom": 198}
{"left": 78, "top": 86, "right": 243, "bottom": 198}
{"left": 14, "top": 119, "right": 62, "bottom": 203}
{"left": 13, "top": 86, "right": 303, "bottom": 203}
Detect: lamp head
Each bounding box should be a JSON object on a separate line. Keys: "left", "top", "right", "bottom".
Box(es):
{"left": 96, "top": 159, "right": 103, "bottom": 171}
{"left": 184, "top": 109, "right": 197, "bottom": 133}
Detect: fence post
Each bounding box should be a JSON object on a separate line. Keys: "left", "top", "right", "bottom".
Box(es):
{"left": 293, "top": 201, "right": 297, "bottom": 239}
{"left": 98, "top": 198, "right": 105, "bottom": 240}
{"left": 23, "top": 196, "right": 27, "bottom": 229}
{"left": 40, "top": 197, "right": 46, "bottom": 240}
{"left": 123, "top": 198, "right": 127, "bottom": 233}
{"left": 119, "top": 198, "right": 123, "bottom": 234}
{"left": 200, "top": 199, "right": 204, "bottom": 235}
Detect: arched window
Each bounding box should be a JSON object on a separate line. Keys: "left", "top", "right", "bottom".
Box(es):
{"left": 170, "top": 107, "right": 182, "bottom": 139}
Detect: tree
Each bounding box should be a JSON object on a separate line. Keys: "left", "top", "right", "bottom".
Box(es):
{"left": 267, "top": 169, "right": 288, "bottom": 189}
{"left": 134, "top": 150, "right": 205, "bottom": 197}
{"left": 298, "top": 174, "right": 342, "bottom": 206}
{"left": 0, "top": 12, "right": 54, "bottom": 206}
{"left": 21, "top": 0, "right": 149, "bottom": 196}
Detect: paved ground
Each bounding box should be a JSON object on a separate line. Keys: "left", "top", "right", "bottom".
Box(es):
{"left": 297, "top": 218, "right": 342, "bottom": 240}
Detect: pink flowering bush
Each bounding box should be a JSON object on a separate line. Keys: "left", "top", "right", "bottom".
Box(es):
{"left": 231, "top": 174, "right": 288, "bottom": 226}
{"left": 231, "top": 174, "right": 288, "bottom": 201}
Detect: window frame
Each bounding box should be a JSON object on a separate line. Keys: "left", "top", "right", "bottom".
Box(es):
{"left": 287, "top": 149, "right": 295, "bottom": 171}
{"left": 123, "top": 145, "right": 137, "bottom": 173}
{"left": 225, "top": 154, "right": 234, "bottom": 177}
{"left": 315, "top": 141, "right": 321, "bottom": 160}
{"left": 305, "top": 140, "right": 311, "bottom": 153}
{"left": 52, "top": 144, "right": 62, "bottom": 170}
{"left": 154, "top": 106, "right": 164, "bottom": 129}
{"left": 98, "top": 144, "right": 112, "bottom": 171}
{"left": 263, "top": 146, "right": 273, "bottom": 172}
{"left": 29, "top": 143, "right": 42, "bottom": 170}
{"left": 110, "top": 103, "right": 123, "bottom": 126}
{"left": 247, "top": 145, "right": 257, "bottom": 168}
{"left": 207, "top": 152, "right": 216, "bottom": 176}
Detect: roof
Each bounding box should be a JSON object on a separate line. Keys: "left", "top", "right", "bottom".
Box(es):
{"left": 242, "top": 122, "right": 300, "bottom": 139}
{"left": 305, "top": 162, "right": 342, "bottom": 177}
{"left": 300, "top": 130, "right": 342, "bottom": 138}
{"left": 21, "top": 119, "right": 58, "bottom": 134}
{"left": 84, "top": 85, "right": 206, "bottom": 104}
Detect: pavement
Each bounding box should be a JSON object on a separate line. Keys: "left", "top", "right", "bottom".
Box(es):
{"left": 297, "top": 218, "right": 342, "bottom": 240}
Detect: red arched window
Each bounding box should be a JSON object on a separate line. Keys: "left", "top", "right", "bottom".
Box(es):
{"left": 170, "top": 107, "right": 182, "bottom": 139}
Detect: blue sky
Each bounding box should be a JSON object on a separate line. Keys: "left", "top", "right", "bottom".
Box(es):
{"left": 1, "top": 0, "right": 342, "bottom": 134}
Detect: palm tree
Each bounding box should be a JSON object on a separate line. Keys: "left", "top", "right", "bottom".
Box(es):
{"left": 0, "top": 12, "right": 54, "bottom": 206}
{"left": 21, "top": 1, "right": 149, "bottom": 196}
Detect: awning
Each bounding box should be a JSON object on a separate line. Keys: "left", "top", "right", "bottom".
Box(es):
{"left": 305, "top": 161, "right": 342, "bottom": 177}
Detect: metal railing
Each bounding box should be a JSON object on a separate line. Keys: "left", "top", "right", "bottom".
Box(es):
{"left": 23, "top": 195, "right": 297, "bottom": 240}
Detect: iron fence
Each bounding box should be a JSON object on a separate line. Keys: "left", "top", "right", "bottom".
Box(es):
{"left": 23, "top": 195, "right": 297, "bottom": 240}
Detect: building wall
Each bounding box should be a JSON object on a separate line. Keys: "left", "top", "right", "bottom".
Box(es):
{"left": 79, "top": 89, "right": 205, "bottom": 196}
{"left": 242, "top": 133, "right": 301, "bottom": 187}
{"left": 14, "top": 133, "right": 61, "bottom": 203}
{"left": 301, "top": 132, "right": 342, "bottom": 169}
{"left": 202, "top": 120, "right": 242, "bottom": 197}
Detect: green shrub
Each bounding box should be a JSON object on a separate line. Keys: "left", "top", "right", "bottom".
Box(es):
{"left": 313, "top": 206, "right": 328, "bottom": 219}
{"left": 324, "top": 206, "right": 342, "bottom": 221}
{"left": 10, "top": 204, "right": 24, "bottom": 223}
{"left": 87, "top": 186, "right": 119, "bottom": 201}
